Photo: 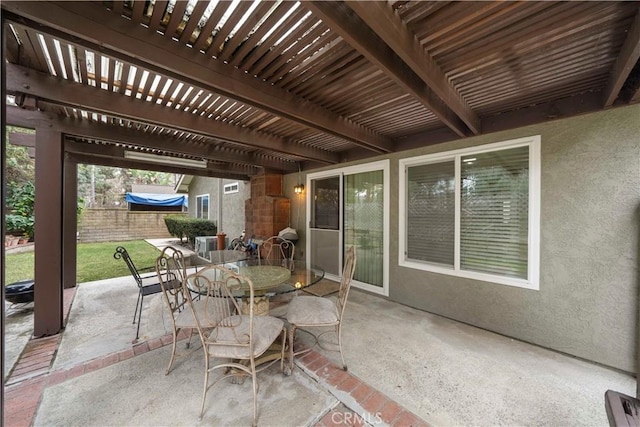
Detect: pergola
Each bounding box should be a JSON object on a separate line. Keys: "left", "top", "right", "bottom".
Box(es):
{"left": 2, "top": 1, "right": 639, "bottom": 336}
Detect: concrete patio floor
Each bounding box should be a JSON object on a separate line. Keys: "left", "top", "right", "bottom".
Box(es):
{"left": 4, "top": 269, "right": 636, "bottom": 426}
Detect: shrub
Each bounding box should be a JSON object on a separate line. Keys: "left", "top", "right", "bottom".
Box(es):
{"left": 164, "top": 215, "right": 217, "bottom": 244}
{"left": 5, "top": 181, "right": 35, "bottom": 239}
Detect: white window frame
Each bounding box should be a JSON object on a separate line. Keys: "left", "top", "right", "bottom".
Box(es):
{"left": 223, "top": 182, "right": 239, "bottom": 194}
{"left": 195, "top": 193, "right": 210, "bottom": 219}
{"left": 306, "top": 160, "right": 390, "bottom": 296}
{"left": 399, "top": 135, "right": 541, "bottom": 290}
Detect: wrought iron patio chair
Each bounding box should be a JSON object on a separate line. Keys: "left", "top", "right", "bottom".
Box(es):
{"left": 184, "top": 265, "right": 286, "bottom": 425}
{"left": 114, "top": 245, "right": 179, "bottom": 340}
{"left": 155, "top": 246, "right": 197, "bottom": 374}
{"left": 258, "top": 236, "right": 295, "bottom": 270}
{"left": 286, "top": 246, "right": 356, "bottom": 373}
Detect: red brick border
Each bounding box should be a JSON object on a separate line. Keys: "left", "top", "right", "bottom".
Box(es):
{"left": 5, "top": 287, "right": 430, "bottom": 427}
{"left": 296, "top": 350, "right": 431, "bottom": 427}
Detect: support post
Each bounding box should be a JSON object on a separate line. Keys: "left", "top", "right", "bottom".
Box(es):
{"left": 34, "top": 128, "right": 64, "bottom": 336}
{"left": 63, "top": 156, "right": 77, "bottom": 290}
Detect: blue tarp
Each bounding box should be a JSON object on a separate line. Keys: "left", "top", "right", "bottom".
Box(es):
{"left": 125, "top": 192, "right": 188, "bottom": 207}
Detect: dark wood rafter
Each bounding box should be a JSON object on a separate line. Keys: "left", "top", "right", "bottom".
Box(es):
{"left": 345, "top": 1, "right": 480, "bottom": 134}
{"left": 6, "top": 64, "right": 338, "bottom": 164}
{"left": 2, "top": 1, "right": 394, "bottom": 154}
{"left": 305, "top": 1, "right": 472, "bottom": 138}
{"left": 603, "top": 9, "right": 640, "bottom": 107}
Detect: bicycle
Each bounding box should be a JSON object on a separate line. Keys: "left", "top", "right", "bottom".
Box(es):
{"left": 227, "top": 230, "right": 258, "bottom": 258}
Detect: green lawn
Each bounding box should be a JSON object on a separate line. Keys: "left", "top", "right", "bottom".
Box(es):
{"left": 5, "top": 240, "right": 162, "bottom": 284}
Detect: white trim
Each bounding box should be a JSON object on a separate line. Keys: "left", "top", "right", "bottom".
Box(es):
{"left": 307, "top": 160, "right": 390, "bottom": 296}
{"left": 399, "top": 135, "right": 541, "bottom": 291}
{"left": 223, "top": 182, "right": 239, "bottom": 194}
{"left": 195, "top": 193, "right": 210, "bottom": 220}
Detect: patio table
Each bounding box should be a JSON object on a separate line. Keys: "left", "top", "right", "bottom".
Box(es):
{"left": 187, "top": 254, "right": 325, "bottom": 372}
{"left": 189, "top": 252, "right": 325, "bottom": 315}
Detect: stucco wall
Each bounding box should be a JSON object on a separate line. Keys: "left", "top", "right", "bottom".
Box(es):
{"left": 188, "top": 177, "right": 250, "bottom": 243}
{"left": 286, "top": 104, "right": 640, "bottom": 372}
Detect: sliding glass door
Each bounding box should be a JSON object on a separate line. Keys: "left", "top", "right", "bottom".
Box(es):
{"left": 307, "top": 161, "right": 389, "bottom": 295}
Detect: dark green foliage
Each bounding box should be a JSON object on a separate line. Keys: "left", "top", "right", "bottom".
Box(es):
{"left": 164, "top": 215, "right": 217, "bottom": 244}
{"left": 6, "top": 181, "right": 35, "bottom": 239}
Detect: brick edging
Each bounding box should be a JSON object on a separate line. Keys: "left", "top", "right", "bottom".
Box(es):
{"left": 295, "top": 348, "right": 430, "bottom": 427}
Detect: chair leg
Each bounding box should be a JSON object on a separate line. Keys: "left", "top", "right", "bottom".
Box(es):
{"left": 135, "top": 294, "right": 144, "bottom": 340}
{"left": 166, "top": 326, "right": 178, "bottom": 375}
{"left": 288, "top": 325, "right": 297, "bottom": 374}
{"left": 280, "top": 327, "right": 287, "bottom": 374}
{"left": 199, "top": 352, "right": 210, "bottom": 420}
{"left": 133, "top": 290, "right": 142, "bottom": 324}
{"left": 250, "top": 358, "right": 258, "bottom": 427}
{"left": 337, "top": 323, "right": 347, "bottom": 371}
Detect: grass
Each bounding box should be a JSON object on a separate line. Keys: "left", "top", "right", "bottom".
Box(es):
{"left": 5, "top": 240, "right": 162, "bottom": 284}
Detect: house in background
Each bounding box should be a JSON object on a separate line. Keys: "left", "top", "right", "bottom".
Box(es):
{"left": 179, "top": 173, "right": 296, "bottom": 248}
{"left": 178, "top": 175, "right": 250, "bottom": 244}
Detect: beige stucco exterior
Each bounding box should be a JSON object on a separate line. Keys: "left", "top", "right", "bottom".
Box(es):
{"left": 284, "top": 104, "right": 640, "bottom": 372}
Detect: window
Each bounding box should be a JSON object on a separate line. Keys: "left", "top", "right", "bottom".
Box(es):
{"left": 195, "top": 194, "right": 209, "bottom": 219}
{"left": 223, "top": 182, "right": 239, "bottom": 194}
{"left": 399, "top": 136, "right": 540, "bottom": 290}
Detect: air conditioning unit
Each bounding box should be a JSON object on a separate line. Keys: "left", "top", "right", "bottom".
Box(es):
{"left": 195, "top": 236, "right": 218, "bottom": 253}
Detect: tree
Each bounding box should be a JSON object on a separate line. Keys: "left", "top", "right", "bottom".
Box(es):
{"left": 77, "top": 165, "right": 176, "bottom": 208}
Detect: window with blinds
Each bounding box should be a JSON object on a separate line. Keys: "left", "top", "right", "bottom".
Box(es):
{"left": 196, "top": 194, "right": 209, "bottom": 219}
{"left": 460, "top": 147, "right": 529, "bottom": 279}
{"left": 399, "top": 136, "right": 540, "bottom": 290}
{"left": 407, "top": 161, "right": 455, "bottom": 267}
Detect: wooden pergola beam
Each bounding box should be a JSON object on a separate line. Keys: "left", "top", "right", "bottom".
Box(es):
{"left": 2, "top": 1, "right": 395, "bottom": 154}
{"left": 6, "top": 106, "right": 297, "bottom": 173}
{"left": 306, "top": 1, "right": 475, "bottom": 137}
{"left": 8, "top": 130, "right": 35, "bottom": 147}
{"left": 603, "top": 10, "right": 640, "bottom": 107}
{"left": 64, "top": 140, "right": 254, "bottom": 177}
{"left": 6, "top": 63, "right": 339, "bottom": 164}
{"left": 67, "top": 152, "right": 250, "bottom": 181}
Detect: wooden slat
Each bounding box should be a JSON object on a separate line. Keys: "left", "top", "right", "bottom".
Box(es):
{"left": 252, "top": 13, "right": 316, "bottom": 79}
{"left": 243, "top": 7, "right": 309, "bottom": 73}
{"left": 42, "top": 35, "right": 65, "bottom": 77}
{"left": 192, "top": 1, "right": 233, "bottom": 52}
{"left": 129, "top": 64, "right": 144, "bottom": 98}
{"left": 93, "top": 52, "right": 103, "bottom": 88}
{"left": 342, "top": 1, "right": 480, "bottom": 134}
{"left": 131, "top": 0, "right": 146, "bottom": 24}
{"left": 59, "top": 39, "right": 75, "bottom": 82}
{"left": 263, "top": 23, "right": 335, "bottom": 84}
{"left": 147, "top": 0, "right": 168, "bottom": 33}
{"left": 106, "top": 56, "right": 116, "bottom": 92}
{"left": 228, "top": 2, "right": 290, "bottom": 67}
{"left": 163, "top": 1, "right": 187, "bottom": 40}
{"left": 149, "top": 75, "right": 169, "bottom": 104}
{"left": 208, "top": 1, "right": 254, "bottom": 58}
{"left": 178, "top": 1, "right": 209, "bottom": 45}
{"left": 217, "top": 1, "right": 277, "bottom": 63}
{"left": 159, "top": 78, "right": 180, "bottom": 106}
{"left": 117, "top": 62, "right": 130, "bottom": 94}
